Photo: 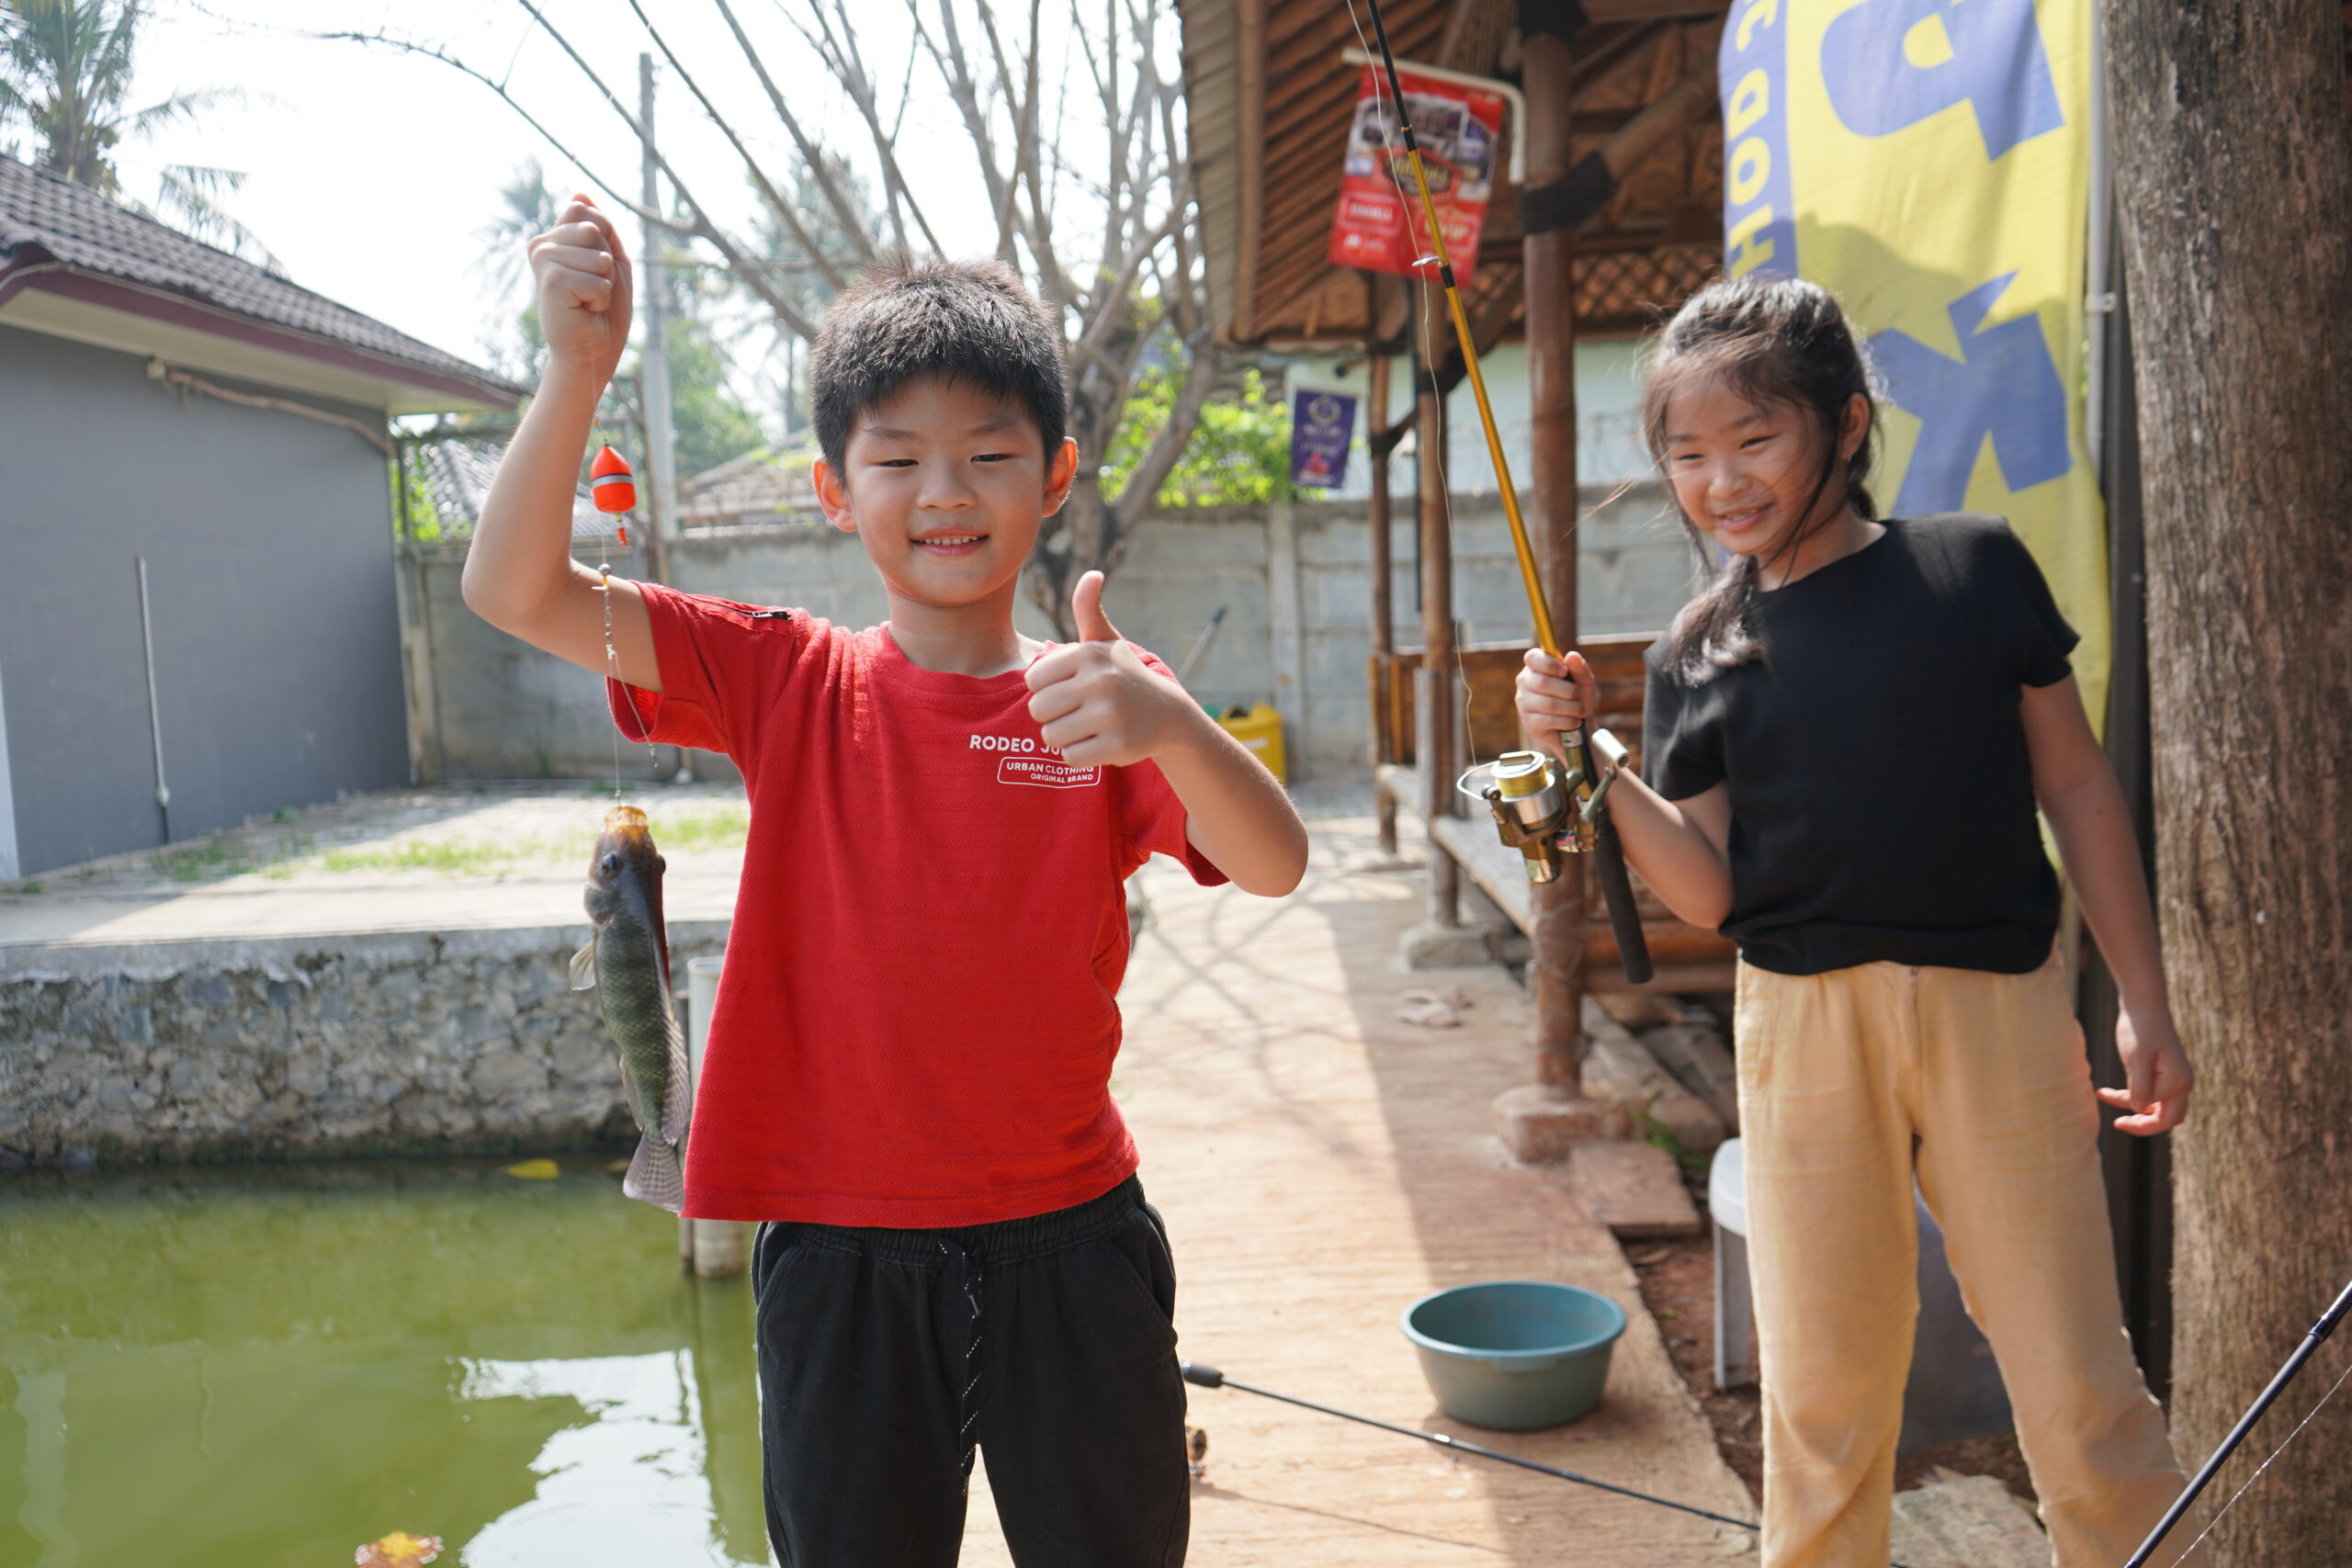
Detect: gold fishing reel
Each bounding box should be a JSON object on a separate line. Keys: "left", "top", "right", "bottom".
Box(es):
{"left": 1456, "top": 729, "right": 1631, "bottom": 884}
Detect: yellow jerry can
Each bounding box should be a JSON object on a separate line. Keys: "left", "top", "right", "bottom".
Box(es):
{"left": 1216, "top": 704, "right": 1287, "bottom": 784}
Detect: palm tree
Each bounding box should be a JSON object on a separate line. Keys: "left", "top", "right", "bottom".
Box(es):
{"left": 474, "top": 156, "right": 559, "bottom": 306}
{"left": 0, "top": 0, "right": 280, "bottom": 270}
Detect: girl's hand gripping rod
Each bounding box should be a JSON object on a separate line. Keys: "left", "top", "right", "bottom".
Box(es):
{"left": 1364, "top": 0, "right": 1652, "bottom": 984}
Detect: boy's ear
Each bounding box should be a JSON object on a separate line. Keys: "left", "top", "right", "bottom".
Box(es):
{"left": 1040, "top": 436, "right": 1080, "bottom": 517}
{"left": 813, "top": 455, "right": 856, "bottom": 533}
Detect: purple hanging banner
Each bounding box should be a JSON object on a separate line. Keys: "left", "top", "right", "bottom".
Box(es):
{"left": 1288, "top": 388, "right": 1357, "bottom": 490}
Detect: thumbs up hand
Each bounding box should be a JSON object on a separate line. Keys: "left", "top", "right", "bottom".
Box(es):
{"left": 1024, "top": 571, "right": 1186, "bottom": 768}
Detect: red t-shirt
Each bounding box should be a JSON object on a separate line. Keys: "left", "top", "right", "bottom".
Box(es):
{"left": 608, "top": 582, "right": 1226, "bottom": 1225}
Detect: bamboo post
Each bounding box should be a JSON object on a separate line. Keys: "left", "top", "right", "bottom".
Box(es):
{"left": 1521, "top": 24, "right": 1589, "bottom": 1089}
{"left": 1365, "top": 273, "right": 1398, "bottom": 855}
{"left": 1415, "top": 302, "right": 1459, "bottom": 931}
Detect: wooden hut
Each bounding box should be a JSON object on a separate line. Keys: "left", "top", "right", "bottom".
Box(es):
{"left": 1177, "top": 0, "right": 1738, "bottom": 1087}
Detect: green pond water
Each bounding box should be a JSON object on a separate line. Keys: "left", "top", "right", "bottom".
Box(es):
{"left": 0, "top": 1158, "right": 774, "bottom": 1567}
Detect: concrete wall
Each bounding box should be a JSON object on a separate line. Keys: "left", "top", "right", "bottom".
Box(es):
{"left": 0, "top": 326, "right": 410, "bottom": 876}
{"left": 404, "top": 483, "right": 1699, "bottom": 784}
{"left": 0, "top": 922, "right": 726, "bottom": 1166}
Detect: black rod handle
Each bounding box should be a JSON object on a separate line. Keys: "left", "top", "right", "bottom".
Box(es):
{"left": 2122, "top": 1272, "right": 2352, "bottom": 1567}
{"left": 1592, "top": 815, "right": 1653, "bottom": 985}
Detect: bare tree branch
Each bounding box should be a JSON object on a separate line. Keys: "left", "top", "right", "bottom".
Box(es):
{"left": 1003, "top": 0, "right": 1043, "bottom": 265}
{"left": 306, "top": 28, "right": 666, "bottom": 230}
{"left": 915, "top": 0, "right": 1018, "bottom": 265}
{"left": 710, "top": 0, "right": 876, "bottom": 262}
{"left": 623, "top": 0, "right": 846, "bottom": 290}
{"left": 509, "top": 1, "right": 830, "bottom": 340}
{"left": 796, "top": 0, "right": 944, "bottom": 255}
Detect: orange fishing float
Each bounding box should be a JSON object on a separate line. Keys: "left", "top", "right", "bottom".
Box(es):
{"left": 590, "top": 445, "right": 636, "bottom": 544}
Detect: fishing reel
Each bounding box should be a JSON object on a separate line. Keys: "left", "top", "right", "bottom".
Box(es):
{"left": 1456, "top": 729, "right": 1631, "bottom": 885}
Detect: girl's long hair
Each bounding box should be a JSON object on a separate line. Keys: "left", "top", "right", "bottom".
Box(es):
{"left": 1643, "top": 276, "right": 1880, "bottom": 682}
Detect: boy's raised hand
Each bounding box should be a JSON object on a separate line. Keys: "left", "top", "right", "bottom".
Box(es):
{"left": 1024, "top": 571, "right": 1188, "bottom": 768}
{"left": 528, "top": 195, "right": 633, "bottom": 389}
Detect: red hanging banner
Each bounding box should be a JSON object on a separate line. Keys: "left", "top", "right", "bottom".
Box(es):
{"left": 1327, "top": 63, "right": 1503, "bottom": 278}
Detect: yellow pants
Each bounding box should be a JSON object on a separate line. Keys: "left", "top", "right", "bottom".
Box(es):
{"left": 1734, "top": 956, "right": 2185, "bottom": 1568}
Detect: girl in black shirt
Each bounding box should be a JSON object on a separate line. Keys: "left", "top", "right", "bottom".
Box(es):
{"left": 1517, "top": 276, "right": 2190, "bottom": 1568}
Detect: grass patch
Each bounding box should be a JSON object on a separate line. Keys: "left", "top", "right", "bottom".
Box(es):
{"left": 1640, "top": 1104, "right": 1712, "bottom": 1175}
{"left": 319, "top": 840, "right": 544, "bottom": 875}
{"left": 152, "top": 836, "right": 255, "bottom": 882}
{"left": 654, "top": 807, "right": 750, "bottom": 853}
{"left": 311, "top": 808, "right": 739, "bottom": 877}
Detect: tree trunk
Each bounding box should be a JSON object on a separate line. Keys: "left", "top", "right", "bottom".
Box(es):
{"left": 2103, "top": 3, "right": 2352, "bottom": 1560}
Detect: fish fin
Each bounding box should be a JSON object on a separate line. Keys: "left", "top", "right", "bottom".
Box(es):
{"left": 568, "top": 941, "right": 598, "bottom": 991}
{"left": 622, "top": 1131, "right": 684, "bottom": 1213}
{"left": 659, "top": 1002, "right": 692, "bottom": 1145}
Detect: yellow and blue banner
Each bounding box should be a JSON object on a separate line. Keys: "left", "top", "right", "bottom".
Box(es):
{"left": 1719, "top": 0, "right": 2107, "bottom": 726}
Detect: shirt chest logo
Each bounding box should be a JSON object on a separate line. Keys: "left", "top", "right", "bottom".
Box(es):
{"left": 969, "top": 732, "right": 1102, "bottom": 789}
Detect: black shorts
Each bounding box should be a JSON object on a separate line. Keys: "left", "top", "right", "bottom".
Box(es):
{"left": 752, "top": 1174, "right": 1189, "bottom": 1567}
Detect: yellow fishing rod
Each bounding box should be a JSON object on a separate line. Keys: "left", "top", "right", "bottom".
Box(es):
{"left": 1361, "top": 0, "right": 1652, "bottom": 984}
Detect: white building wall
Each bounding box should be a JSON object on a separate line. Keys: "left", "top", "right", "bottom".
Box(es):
{"left": 1284, "top": 339, "right": 1659, "bottom": 501}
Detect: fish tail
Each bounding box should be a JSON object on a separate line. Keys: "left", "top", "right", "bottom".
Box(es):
{"left": 623, "top": 1132, "right": 684, "bottom": 1213}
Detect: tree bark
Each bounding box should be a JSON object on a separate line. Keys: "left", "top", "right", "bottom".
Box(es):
{"left": 2103, "top": 3, "right": 2352, "bottom": 1559}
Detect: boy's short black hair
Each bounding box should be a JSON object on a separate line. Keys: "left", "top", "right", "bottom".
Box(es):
{"left": 809, "top": 254, "right": 1068, "bottom": 475}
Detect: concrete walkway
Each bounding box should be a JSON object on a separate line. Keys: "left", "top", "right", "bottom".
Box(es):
{"left": 0, "top": 784, "right": 748, "bottom": 956}
{"left": 960, "top": 804, "right": 1755, "bottom": 1565}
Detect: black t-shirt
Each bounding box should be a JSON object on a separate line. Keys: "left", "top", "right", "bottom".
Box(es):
{"left": 1644, "top": 514, "right": 2079, "bottom": 976}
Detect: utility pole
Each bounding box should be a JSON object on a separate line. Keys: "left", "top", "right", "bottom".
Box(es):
{"left": 639, "top": 52, "right": 679, "bottom": 572}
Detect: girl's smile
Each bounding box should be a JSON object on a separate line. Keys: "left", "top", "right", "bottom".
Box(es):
{"left": 1662, "top": 375, "right": 1877, "bottom": 588}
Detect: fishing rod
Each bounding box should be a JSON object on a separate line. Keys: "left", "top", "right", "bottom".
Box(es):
{"left": 1356, "top": 0, "right": 1651, "bottom": 984}
{"left": 2121, "top": 1272, "right": 2352, "bottom": 1567}
{"left": 1180, "top": 1360, "right": 1757, "bottom": 1534}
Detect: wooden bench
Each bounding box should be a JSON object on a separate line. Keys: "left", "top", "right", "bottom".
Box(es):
{"left": 1371, "top": 634, "right": 1736, "bottom": 995}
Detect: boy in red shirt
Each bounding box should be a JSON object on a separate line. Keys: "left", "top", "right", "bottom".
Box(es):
{"left": 465, "top": 198, "right": 1307, "bottom": 1566}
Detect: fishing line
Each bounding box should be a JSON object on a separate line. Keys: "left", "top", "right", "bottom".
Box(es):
{"left": 601, "top": 559, "right": 623, "bottom": 799}
{"left": 2167, "top": 1350, "right": 2352, "bottom": 1562}
{"left": 589, "top": 430, "right": 658, "bottom": 799}
{"left": 1183, "top": 1361, "right": 1761, "bottom": 1535}
{"left": 1342, "top": 0, "right": 1476, "bottom": 765}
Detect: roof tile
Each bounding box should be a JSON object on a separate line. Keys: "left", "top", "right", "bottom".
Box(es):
{"left": 0, "top": 152, "right": 525, "bottom": 400}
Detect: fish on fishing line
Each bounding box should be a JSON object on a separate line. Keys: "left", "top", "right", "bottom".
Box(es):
{"left": 571, "top": 804, "right": 689, "bottom": 1212}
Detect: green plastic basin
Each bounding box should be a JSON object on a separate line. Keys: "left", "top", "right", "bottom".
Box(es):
{"left": 1400, "top": 1280, "right": 1627, "bottom": 1430}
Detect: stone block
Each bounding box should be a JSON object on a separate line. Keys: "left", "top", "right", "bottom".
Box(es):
{"left": 1889, "top": 1470, "right": 2047, "bottom": 1568}
{"left": 1492, "top": 1084, "right": 1632, "bottom": 1163}
{"left": 1398, "top": 920, "right": 1494, "bottom": 970}
{"left": 1579, "top": 1015, "right": 1728, "bottom": 1157}
{"left": 1566, "top": 1139, "right": 1703, "bottom": 1239}
{"left": 1594, "top": 990, "right": 1681, "bottom": 1030}
{"left": 1639, "top": 1020, "right": 1740, "bottom": 1132}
